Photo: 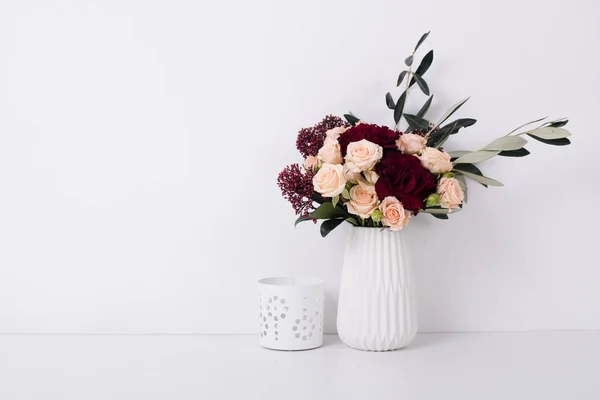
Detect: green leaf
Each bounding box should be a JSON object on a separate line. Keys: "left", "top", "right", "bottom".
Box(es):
{"left": 320, "top": 218, "right": 346, "bottom": 237}
{"left": 453, "top": 150, "right": 500, "bottom": 164}
{"left": 310, "top": 202, "right": 346, "bottom": 219}
{"left": 344, "top": 114, "right": 360, "bottom": 126}
{"left": 527, "top": 127, "right": 571, "bottom": 140}
{"left": 394, "top": 91, "right": 407, "bottom": 125}
{"left": 416, "top": 95, "right": 433, "bottom": 118}
{"left": 452, "top": 163, "right": 487, "bottom": 187}
{"left": 413, "top": 74, "right": 430, "bottom": 95}
{"left": 345, "top": 217, "right": 358, "bottom": 226}
{"left": 294, "top": 214, "right": 312, "bottom": 227}
{"left": 405, "top": 55, "right": 413, "bottom": 66}
{"left": 422, "top": 207, "right": 458, "bottom": 214}
{"left": 332, "top": 195, "right": 339, "bottom": 208}
{"left": 445, "top": 118, "right": 477, "bottom": 134}
{"left": 341, "top": 188, "right": 350, "bottom": 200}
{"left": 385, "top": 92, "right": 395, "bottom": 110}
{"left": 527, "top": 135, "right": 571, "bottom": 146}
{"left": 455, "top": 174, "right": 468, "bottom": 203}
{"left": 414, "top": 31, "right": 430, "bottom": 52}
{"left": 506, "top": 116, "right": 548, "bottom": 135}
{"left": 453, "top": 169, "right": 503, "bottom": 187}
{"left": 430, "top": 213, "right": 449, "bottom": 220}
{"left": 410, "top": 50, "right": 433, "bottom": 87}
{"left": 403, "top": 114, "right": 430, "bottom": 131}
{"left": 396, "top": 70, "right": 408, "bottom": 87}
{"left": 498, "top": 148, "right": 530, "bottom": 157}
{"left": 548, "top": 119, "right": 568, "bottom": 128}
{"left": 483, "top": 136, "right": 528, "bottom": 151}
{"left": 434, "top": 97, "right": 470, "bottom": 128}
{"left": 448, "top": 150, "right": 471, "bottom": 159}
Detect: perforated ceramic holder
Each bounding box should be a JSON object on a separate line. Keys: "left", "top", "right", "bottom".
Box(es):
{"left": 257, "top": 277, "right": 324, "bottom": 351}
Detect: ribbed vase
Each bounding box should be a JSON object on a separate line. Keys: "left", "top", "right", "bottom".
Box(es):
{"left": 337, "top": 226, "right": 417, "bottom": 351}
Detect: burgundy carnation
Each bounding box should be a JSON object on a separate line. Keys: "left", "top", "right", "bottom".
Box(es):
{"left": 296, "top": 115, "right": 347, "bottom": 158}
{"left": 338, "top": 123, "right": 401, "bottom": 156}
{"left": 375, "top": 152, "right": 437, "bottom": 213}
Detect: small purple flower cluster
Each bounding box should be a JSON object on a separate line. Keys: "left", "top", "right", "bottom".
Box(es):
{"left": 277, "top": 163, "right": 315, "bottom": 218}
{"left": 296, "top": 115, "right": 347, "bottom": 158}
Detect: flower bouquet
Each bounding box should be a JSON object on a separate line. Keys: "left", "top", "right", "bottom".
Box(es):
{"left": 277, "top": 32, "right": 572, "bottom": 351}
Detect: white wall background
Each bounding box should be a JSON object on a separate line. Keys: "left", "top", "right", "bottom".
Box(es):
{"left": 0, "top": 0, "right": 598, "bottom": 334}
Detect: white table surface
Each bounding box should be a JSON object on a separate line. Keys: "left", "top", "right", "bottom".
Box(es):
{"left": 1, "top": 332, "right": 598, "bottom": 400}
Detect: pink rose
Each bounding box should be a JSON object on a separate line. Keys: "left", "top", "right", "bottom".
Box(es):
{"left": 379, "top": 196, "right": 411, "bottom": 231}
{"left": 325, "top": 126, "right": 349, "bottom": 141}
{"left": 419, "top": 147, "right": 453, "bottom": 174}
{"left": 317, "top": 139, "right": 343, "bottom": 165}
{"left": 346, "top": 185, "right": 378, "bottom": 218}
{"left": 396, "top": 133, "right": 426, "bottom": 154}
{"left": 437, "top": 177, "right": 464, "bottom": 210}
{"left": 303, "top": 156, "right": 320, "bottom": 171}
{"left": 312, "top": 163, "right": 347, "bottom": 197}
{"left": 343, "top": 163, "right": 360, "bottom": 183}
{"left": 344, "top": 139, "right": 383, "bottom": 172}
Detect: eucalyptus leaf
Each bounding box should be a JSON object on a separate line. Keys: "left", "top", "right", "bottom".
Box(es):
{"left": 527, "top": 127, "right": 571, "bottom": 140}
{"left": 385, "top": 92, "right": 395, "bottom": 110}
{"left": 506, "top": 116, "right": 547, "bottom": 135}
{"left": 405, "top": 55, "right": 413, "bottom": 66}
{"left": 453, "top": 150, "right": 499, "bottom": 164}
{"left": 498, "top": 148, "right": 530, "bottom": 157}
{"left": 410, "top": 50, "right": 433, "bottom": 87}
{"left": 403, "top": 114, "right": 430, "bottom": 131}
{"left": 455, "top": 174, "right": 468, "bottom": 203}
{"left": 528, "top": 135, "right": 571, "bottom": 146}
{"left": 453, "top": 169, "right": 503, "bottom": 187}
{"left": 394, "top": 91, "right": 407, "bottom": 125}
{"left": 414, "top": 31, "right": 430, "bottom": 51}
{"left": 396, "top": 70, "right": 408, "bottom": 87}
{"left": 445, "top": 118, "right": 477, "bottom": 134}
{"left": 421, "top": 207, "right": 458, "bottom": 214}
{"left": 416, "top": 95, "right": 434, "bottom": 118}
{"left": 548, "top": 119, "right": 568, "bottom": 128}
{"left": 448, "top": 150, "right": 471, "bottom": 159}
{"left": 344, "top": 114, "right": 360, "bottom": 126}
{"left": 320, "top": 218, "right": 345, "bottom": 237}
{"left": 413, "top": 74, "right": 430, "bottom": 95}
{"left": 483, "top": 136, "right": 528, "bottom": 151}
{"left": 431, "top": 97, "right": 470, "bottom": 131}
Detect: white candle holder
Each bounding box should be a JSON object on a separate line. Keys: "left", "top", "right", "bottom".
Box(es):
{"left": 257, "top": 277, "right": 324, "bottom": 351}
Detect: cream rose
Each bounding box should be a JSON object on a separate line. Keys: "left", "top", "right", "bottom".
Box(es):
{"left": 303, "top": 156, "right": 319, "bottom": 171}
{"left": 317, "top": 139, "right": 343, "bottom": 165}
{"left": 344, "top": 139, "right": 383, "bottom": 172}
{"left": 419, "top": 147, "right": 453, "bottom": 174}
{"left": 363, "top": 170, "right": 379, "bottom": 185}
{"left": 396, "top": 133, "right": 426, "bottom": 155}
{"left": 312, "top": 163, "right": 347, "bottom": 197}
{"left": 437, "top": 177, "right": 464, "bottom": 210}
{"left": 325, "top": 126, "right": 348, "bottom": 141}
{"left": 379, "top": 196, "right": 411, "bottom": 231}
{"left": 346, "top": 185, "right": 378, "bottom": 218}
{"left": 343, "top": 163, "right": 360, "bottom": 183}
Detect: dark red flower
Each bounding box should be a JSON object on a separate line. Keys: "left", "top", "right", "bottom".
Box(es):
{"left": 338, "top": 123, "right": 401, "bottom": 156}
{"left": 277, "top": 163, "right": 316, "bottom": 218}
{"left": 375, "top": 152, "right": 437, "bottom": 213}
{"left": 296, "top": 115, "right": 347, "bottom": 158}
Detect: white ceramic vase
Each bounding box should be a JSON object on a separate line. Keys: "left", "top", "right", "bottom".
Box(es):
{"left": 337, "top": 226, "right": 417, "bottom": 351}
